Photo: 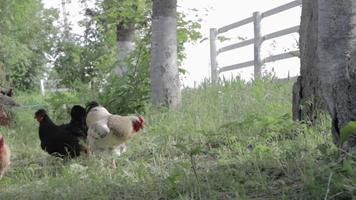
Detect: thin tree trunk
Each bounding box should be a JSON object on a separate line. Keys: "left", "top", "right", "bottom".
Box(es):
{"left": 115, "top": 22, "right": 135, "bottom": 76}
{"left": 150, "top": 0, "right": 181, "bottom": 109}
{"left": 317, "top": 0, "right": 356, "bottom": 149}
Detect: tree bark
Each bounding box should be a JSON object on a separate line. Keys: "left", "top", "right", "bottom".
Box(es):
{"left": 292, "top": 0, "right": 323, "bottom": 123}
{"left": 150, "top": 0, "right": 181, "bottom": 109}
{"left": 292, "top": 76, "right": 302, "bottom": 120}
{"left": 317, "top": 0, "right": 356, "bottom": 149}
{"left": 115, "top": 22, "right": 135, "bottom": 77}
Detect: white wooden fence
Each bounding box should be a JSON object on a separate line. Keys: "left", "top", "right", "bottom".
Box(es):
{"left": 210, "top": 0, "right": 301, "bottom": 83}
{"left": 40, "top": 79, "right": 69, "bottom": 96}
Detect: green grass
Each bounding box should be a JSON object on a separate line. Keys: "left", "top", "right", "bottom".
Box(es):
{"left": 1, "top": 77, "right": 356, "bottom": 199}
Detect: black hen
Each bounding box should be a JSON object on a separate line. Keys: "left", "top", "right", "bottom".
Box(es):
{"left": 63, "top": 105, "right": 87, "bottom": 139}
{"left": 85, "top": 101, "right": 100, "bottom": 113}
{"left": 34, "top": 109, "right": 85, "bottom": 159}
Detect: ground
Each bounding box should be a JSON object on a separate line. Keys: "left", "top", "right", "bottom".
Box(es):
{"left": 0, "top": 77, "right": 355, "bottom": 200}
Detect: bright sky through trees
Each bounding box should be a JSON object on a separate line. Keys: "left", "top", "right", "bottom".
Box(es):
{"left": 43, "top": 0, "right": 301, "bottom": 87}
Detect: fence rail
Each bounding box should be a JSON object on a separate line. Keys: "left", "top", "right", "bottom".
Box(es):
{"left": 210, "top": 0, "right": 301, "bottom": 83}
{"left": 40, "top": 79, "right": 69, "bottom": 96}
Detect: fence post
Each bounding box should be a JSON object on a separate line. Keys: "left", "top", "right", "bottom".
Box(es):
{"left": 253, "top": 12, "right": 262, "bottom": 79}
{"left": 40, "top": 79, "right": 45, "bottom": 96}
{"left": 210, "top": 28, "right": 218, "bottom": 84}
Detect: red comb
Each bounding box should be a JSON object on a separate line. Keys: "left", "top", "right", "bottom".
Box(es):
{"left": 139, "top": 116, "right": 144, "bottom": 124}
{"left": 0, "top": 137, "right": 4, "bottom": 147}
{"left": 133, "top": 116, "right": 144, "bottom": 132}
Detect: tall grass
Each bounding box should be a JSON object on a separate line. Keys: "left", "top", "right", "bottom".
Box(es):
{"left": 0, "top": 77, "right": 355, "bottom": 199}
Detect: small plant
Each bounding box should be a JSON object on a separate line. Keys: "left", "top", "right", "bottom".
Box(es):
{"left": 45, "top": 92, "right": 83, "bottom": 120}
{"left": 340, "top": 121, "right": 356, "bottom": 146}
{"left": 99, "top": 41, "right": 150, "bottom": 115}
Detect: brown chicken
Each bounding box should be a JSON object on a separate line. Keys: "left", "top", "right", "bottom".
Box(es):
{"left": 0, "top": 89, "right": 19, "bottom": 126}
{"left": 0, "top": 135, "right": 10, "bottom": 179}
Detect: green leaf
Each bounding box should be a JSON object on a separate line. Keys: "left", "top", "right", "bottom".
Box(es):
{"left": 342, "top": 159, "right": 354, "bottom": 174}
{"left": 340, "top": 121, "right": 356, "bottom": 145}
{"left": 190, "top": 146, "right": 203, "bottom": 156}
{"left": 174, "top": 143, "right": 188, "bottom": 152}
{"left": 178, "top": 67, "right": 188, "bottom": 75}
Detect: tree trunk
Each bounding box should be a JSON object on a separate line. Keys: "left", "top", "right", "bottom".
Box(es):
{"left": 115, "top": 22, "right": 135, "bottom": 77}
{"left": 150, "top": 0, "right": 181, "bottom": 109}
{"left": 317, "top": 0, "right": 356, "bottom": 149}
{"left": 292, "top": 0, "right": 323, "bottom": 123}
{"left": 292, "top": 76, "right": 302, "bottom": 120}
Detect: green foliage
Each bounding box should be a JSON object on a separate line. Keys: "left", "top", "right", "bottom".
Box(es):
{"left": 99, "top": 0, "right": 150, "bottom": 27}
{"left": 0, "top": 0, "right": 59, "bottom": 90}
{"left": 177, "top": 11, "right": 203, "bottom": 66}
{"left": 44, "top": 92, "right": 84, "bottom": 121}
{"left": 0, "top": 0, "right": 203, "bottom": 96}
{"left": 3, "top": 78, "right": 356, "bottom": 199}
{"left": 340, "top": 121, "right": 356, "bottom": 146}
{"left": 51, "top": 3, "right": 118, "bottom": 90}
{"left": 72, "top": 0, "right": 202, "bottom": 114}
{"left": 53, "top": 41, "right": 83, "bottom": 87}
{"left": 99, "top": 40, "right": 150, "bottom": 115}
{"left": 43, "top": 83, "right": 99, "bottom": 120}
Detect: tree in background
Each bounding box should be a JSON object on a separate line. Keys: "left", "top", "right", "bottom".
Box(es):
{"left": 76, "top": 0, "right": 201, "bottom": 113}
{"left": 45, "top": 0, "right": 201, "bottom": 114}
{"left": 0, "top": 0, "right": 59, "bottom": 90}
{"left": 86, "top": 0, "right": 150, "bottom": 77}
{"left": 115, "top": 21, "right": 136, "bottom": 76}
{"left": 150, "top": 0, "right": 181, "bottom": 109}
{"left": 49, "top": 0, "right": 120, "bottom": 90}
{"left": 76, "top": 0, "right": 151, "bottom": 114}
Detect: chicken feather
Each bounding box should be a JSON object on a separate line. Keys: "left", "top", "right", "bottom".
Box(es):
{"left": 0, "top": 135, "right": 10, "bottom": 179}
{"left": 86, "top": 102, "right": 144, "bottom": 155}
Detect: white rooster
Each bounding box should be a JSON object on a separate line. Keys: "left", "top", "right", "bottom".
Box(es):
{"left": 85, "top": 102, "right": 144, "bottom": 155}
